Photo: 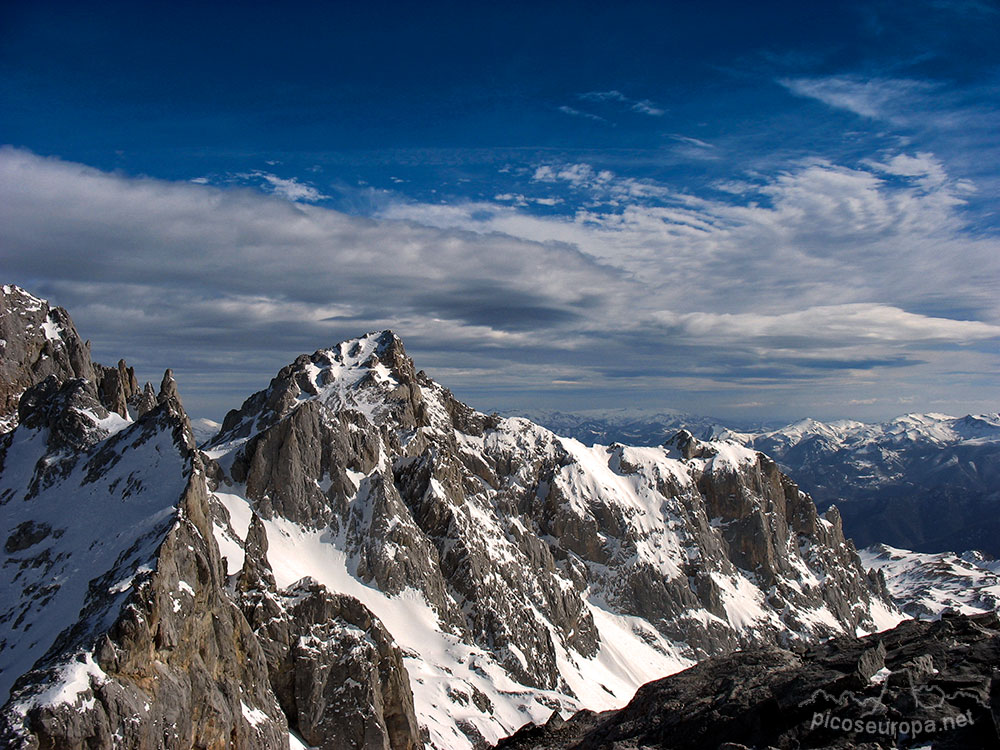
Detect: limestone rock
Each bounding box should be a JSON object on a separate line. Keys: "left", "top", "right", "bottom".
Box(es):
{"left": 1, "top": 365, "right": 287, "bottom": 749}
{"left": 236, "top": 512, "right": 420, "bottom": 750}
{"left": 128, "top": 381, "right": 159, "bottom": 418}
{"left": 94, "top": 359, "right": 140, "bottom": 418}
{"left": 208, "top": 329, "right": 900, "bottom": 716}
{"left": 0, "top": 285, "right": 93, "bottom": 427}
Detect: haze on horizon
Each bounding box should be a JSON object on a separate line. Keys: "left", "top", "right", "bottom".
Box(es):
{"left": 1, "top": 1, "right": 998, "bottom": 425}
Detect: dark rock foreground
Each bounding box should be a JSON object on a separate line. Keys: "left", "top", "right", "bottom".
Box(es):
{"left": 497, "top": 611, "right": 1000, "bottom": 749}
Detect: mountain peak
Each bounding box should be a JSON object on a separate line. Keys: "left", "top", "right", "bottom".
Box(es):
{"left": 1, "top": 284, "right": 95, "bottom": 425}
{"left": 1, "top": 284, "right": 48, "bottom": 310}
{"left": 316, "top": 329, "right": 411, "bottom": 381}
{"left": 209, "top": 329, "right": 421, "bottom": 449}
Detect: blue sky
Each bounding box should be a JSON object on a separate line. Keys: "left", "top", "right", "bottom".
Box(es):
{"left": 1, "top": 0, "right": 998, "bottom": 423}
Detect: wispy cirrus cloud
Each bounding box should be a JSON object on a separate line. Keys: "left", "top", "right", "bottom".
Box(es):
{"left": 575, "top": 90, "right": 665, "bottom": 117}
{"left": 557, "top": 105, "right": 607, "bottom": 123}
{"left": 779, "top": 76, "right": 937, "bottom": 121}
{"left": 668, "top": 134, "right": 714, "bottom": 149}
{"left": 665, "top": 134, "right": 719, "bottom": 161}
{"left": 778, "top": 71, "right": 1000, "bottom": 232}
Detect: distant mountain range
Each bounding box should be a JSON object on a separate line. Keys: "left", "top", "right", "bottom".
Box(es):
{"left": 502, "top": 408, "right": 740, "bottom": 448}
{"left": 522, "top": 409, "right": 1000, "bottom": 557}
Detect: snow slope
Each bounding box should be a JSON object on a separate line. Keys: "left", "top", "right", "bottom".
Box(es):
{"left": 0, "top": 405, "right": 188, "bottom": 704}
{"left": 214, "top": 489, "right": 691, "bottom": 749}
{"left": 861, "top": 544, "right": 1000, "bottom": 620}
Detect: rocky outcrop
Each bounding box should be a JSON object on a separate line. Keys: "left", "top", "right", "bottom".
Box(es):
{"left": 1, "top": 383, "right": 288, "bottom": 749}
{"left": 236, "top": 514, "right": 421, "bottom": 750}
{"left": 125, "top": 382, "right": 158, "bottom": 419}
{"left": 93, "top": 359, "right": 141, "bottom": 418}
{"left": 0, "top": 286, "right": 94, "bottom": 425}
{"left": 497, "top": 612, "right": 1000, "bottom": 749}
{"left": 0, "top": 285, "right": 155, "bottom": 427}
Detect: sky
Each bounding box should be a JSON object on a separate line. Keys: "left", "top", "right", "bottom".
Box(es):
{"left": 1, "top": 0, "right": 998, "bottom": 425}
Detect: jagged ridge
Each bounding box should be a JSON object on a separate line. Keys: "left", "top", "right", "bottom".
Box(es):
{"left": 1, "top": 289, "right": 421, "bottom": 750}
{"left": 203, "top": 329, "right": 903, "bottom": 748}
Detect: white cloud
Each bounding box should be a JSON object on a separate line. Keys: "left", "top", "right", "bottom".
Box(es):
{"left": 558, "top": 105, "right": 606, "bottom": 123}
{"left": 530, "top": 162, "right": 666, "bottom": 201}
{"left": 779, "top": 76, "right": 936, "bottom": 121}
{"left": 865, "top": 151, "right": 964, "bottom": 192}
{"left": 631, "top": 99, "right": 665, "bottom": 116}
{"left": 668, "top": 134, "right": 714, "bottom": 149}
{"left": 379, "top": 156, "right": 1000, "bottom": 350}
{"left": 242, "top": 170, "right": 329, "bottom": 202}
{"left": 577, "top": 90, "right": 665, "bottom": 117}
{"left": 0, "top": 148, "right": 632, "bottom": 398}
{"left": 651, "top": 304, "right": 1000, "bottom": 345}
{"left": 1, "top": 147, "right": 997, "bottom": 420}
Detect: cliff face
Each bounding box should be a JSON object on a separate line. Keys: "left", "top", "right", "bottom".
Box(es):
{"left": 0, "top": 285, "right": 152, "bottom": 431}
{"left": 236, "top": 514, "right": 421, "bottom": 750}
{"left": 0, "top": 375, "right": 288, "bottom": 749}
{"left": 0, "top": 285, "right": 94, "bottom": 426}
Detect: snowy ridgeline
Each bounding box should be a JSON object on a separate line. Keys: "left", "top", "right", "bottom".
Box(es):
{"left": 197, "top": 330, "right": 903, "bottom": 749}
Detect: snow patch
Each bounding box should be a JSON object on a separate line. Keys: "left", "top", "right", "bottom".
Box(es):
{"left": 241, "top": 700, "right": 269, "bottom": 728}
{"left": 11, "top": 652, "right": 107, "bottom": 715}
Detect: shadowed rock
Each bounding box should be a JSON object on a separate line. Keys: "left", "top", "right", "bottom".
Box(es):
{"left": 496, "top": 613, "right": 1000, "bottom": 750}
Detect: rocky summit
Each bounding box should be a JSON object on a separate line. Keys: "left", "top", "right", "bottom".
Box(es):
{"left": 0, "top": 286, "right": 907, "bottom": 749}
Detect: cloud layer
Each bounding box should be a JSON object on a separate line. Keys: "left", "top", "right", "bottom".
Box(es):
{"left": 1, "top": 147, "right": 997, "bottom": 421}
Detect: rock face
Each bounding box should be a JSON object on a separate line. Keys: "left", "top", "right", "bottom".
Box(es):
{"left": 0, "top": 286, "right": 150, "bottom": 428}
{"left": 205, "top": 329, "right": 902, "bottom": 747}
{"left": 236, "top": 513, "right": 421, "bottom": 750}
{"left": 0, "top": 285, "right": 94, "bottom": 427}
{"left": 496, "top": 612, "right": 1000, "bottom": 750}
{"left": 0, "top": 291, "right": 429, "bottom": 750}
{"left": 0, "top": 374, "right": 288, "bottom": 748}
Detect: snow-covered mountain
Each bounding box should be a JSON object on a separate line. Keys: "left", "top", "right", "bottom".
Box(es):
{"left": 197, "top": 330, "right": 903, "bottom": 747}
{"left": 860, "top": 544, "right": 1000, "bottom": 621}
{"left": 510, "top": 408, "right": 743, "bottom": 450}
{"left": 0, "top": 286, "right": 903, "bottom": 749}
{"left": 723, "top": 414, "right": 1000, "bottom": 556}
{"left": 518, "top": 408, "right": 1000, "bottom": 557}
{"left": 190, "top": 416, "right": 222, "bottom": 445}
